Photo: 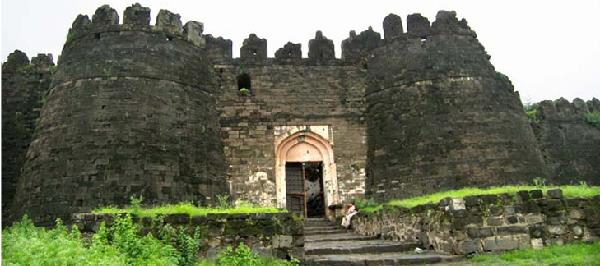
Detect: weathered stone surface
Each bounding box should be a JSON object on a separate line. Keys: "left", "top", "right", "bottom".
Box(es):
{"left": 156, "top": 9, "right": 182, "bottom": 35}
{"left": 341, "top": 27, "right": 382, "bottom": 62}
{"left": 383, "top": 13, "right": 403, "bottom": 40}
{"left": 123, "top": 3, "right": 150, "bottom": 27}
{"left": 308, "top": 31, "right": 335, "bottom": 61}
{"left": 240, "top": 34, "right": 267, "bottom": 62}
{"left": 365, "top": 11, "right": 546, "bottom": 201}
{"left": 547, "top": 189, "right": 563, "bottom": 199}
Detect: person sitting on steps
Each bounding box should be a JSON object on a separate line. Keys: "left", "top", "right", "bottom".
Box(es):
{"left": 341, "top": 201, "right": 357, "bottom": 229}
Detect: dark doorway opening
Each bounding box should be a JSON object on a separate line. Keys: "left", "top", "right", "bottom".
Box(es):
{"left": 285, "top": 162, "right": 325, "bottom": 217}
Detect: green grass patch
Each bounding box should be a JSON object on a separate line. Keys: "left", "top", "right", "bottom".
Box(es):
{"left": 469, "top": 241, "right": 600, "bottom": 265}
{"left": 93, "top": 202, "right": 286, "bottom": 218}
{"left": 360, "top": 184, "right": 600, "bottom": 213}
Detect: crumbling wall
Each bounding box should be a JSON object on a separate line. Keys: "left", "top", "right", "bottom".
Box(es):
{"left": 353, "top": 189, "right": 599, "bottom": 255}
{"left": 1, "top": 51, "right": 54, "bottom": 218}
{"left": 533, "top": 98, "right": 600, "bottom": 185}
{"left": 365, "top": 11, "right": 546, "bottom": 201}
{"left": 11, "top": 4, "right": 228, "bottom": 225}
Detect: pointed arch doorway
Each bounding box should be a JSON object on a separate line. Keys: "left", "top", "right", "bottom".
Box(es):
{"left": 275, "top": 130, "right": 339, "bottom": 217}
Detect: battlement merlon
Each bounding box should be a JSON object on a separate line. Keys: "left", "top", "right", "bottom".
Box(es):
{"left": 538, "top": 97, "right": 600, "bottom": 120}
{"left": 65, "top": 4, "right": 208, "bottom": 49}
{"left": 2, "top": 50, "right": 54, "bottom": 73}
{"left": 341, "top": 27, "right": 382, "bottom": 61}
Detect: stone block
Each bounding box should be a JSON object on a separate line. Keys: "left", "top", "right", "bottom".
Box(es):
{"left": 466, "top": 226, "right": 494, "bottom": 238}
{"left": 480, "top": 195, "right": 498, "bottom": 204}
{"left": 528, "top": 226, "right": 544, "bottom": 238}
{"left": 546, "top": 225, "right": 566, "bottom": 235}
{"left": 524, "top": 213, "right": 544, "bottom": 224}
{"left": 497, "top": 226, "right": 529, "bottom": 235}
{"left": 504, "top": 205, "right": 515, "bottom": 216}
{"left": 568, "top": 209, "right": 584, "bottom": 220}
{"left": 272, "top": 235, "right": 293, "bottom": 248}
{"left": 529, "top": 190, "right": 543, "bottom": 199}
{"left": 456, "top": 239, "right": 482, "bottom": 255}
{"left": 547, "top": 189, "right": 563, "bottom": 199}
{"left": 517, "top": 190, "right": 530, "bottom": 201}
{"left": 486, "top": 217, "right": 504, "bottom": 226}
{"left": 507, "top": 216, "right": 519, "bottom": 224}
{"left": 450, "top": 198, "right": 465, "bottom": 211}
{"left": 531, "top": 238, "right": 544, "bottom": 249}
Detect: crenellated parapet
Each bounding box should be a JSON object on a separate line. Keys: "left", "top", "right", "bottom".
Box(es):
{"left": 341, "top": 27, "right": 382, "bottom": 62}
{"left": 407, "top": 13, "right": 430, "bottom": 39}
{"left": 57, "top": 3, "right": 214, "bottom": 89}
{"left": 538, "top": 97, "right": 600, "bottom": 120}
{"left": 275, "top": 42, "right": 302, "bottom": 63}
{"left": 240, "top": 34, "right": 268, "bottom": 63}
{"left": 308, "top": 31, "right": 335, "bottom": 63}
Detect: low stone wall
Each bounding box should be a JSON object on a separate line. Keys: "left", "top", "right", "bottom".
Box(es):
{"left": 72, "top": 212, "right": 304, "bottom": 260}
{"left": 353, "top": 189, "right": 600, "bottom": 255}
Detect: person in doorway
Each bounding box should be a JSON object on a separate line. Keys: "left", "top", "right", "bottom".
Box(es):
{"left": 341, "top": 201, "right": 357, "bottom": 229}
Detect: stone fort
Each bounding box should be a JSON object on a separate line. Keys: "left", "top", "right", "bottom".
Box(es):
{"left": 2, "top": 4, "right": 599, "bottom": 225}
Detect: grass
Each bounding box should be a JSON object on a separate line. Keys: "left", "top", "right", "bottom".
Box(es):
{"left": 469, "top": 241, "right": 600, "bottom": 265}
{"left": 360, "top": 184, "right": 600, "bottom": 213}
{"left": 93, "top": 202, "right": 286, "bottom": 218}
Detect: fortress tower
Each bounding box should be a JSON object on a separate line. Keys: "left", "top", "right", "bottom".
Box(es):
{"left": 365, "top": 12, "right": 547, "bottom": 201}
{"left": 11, "top": 4, "right": 228, "bottom": 225}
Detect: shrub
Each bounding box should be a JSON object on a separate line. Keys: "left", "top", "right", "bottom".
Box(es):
{"left": 239, "top": 88, "right": 250, "bottom": 95}
{"left": 214, "top": 243, "right": 298, "bottom": 266}
{"left": 584, "top": 112, "right": 600, "bottom": 127}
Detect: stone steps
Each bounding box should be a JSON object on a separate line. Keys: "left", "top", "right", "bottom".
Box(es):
{"left": 303, "top": 218, "right": 462, "bottom": 265}
{"left": 304, "top": 252, "right": 463, "bottom": 265}
{"left": 305, "top": 240, "right": 419, "bottom": 255}
{"left": 305, "top": 232, "right": 379, "bottom": 242}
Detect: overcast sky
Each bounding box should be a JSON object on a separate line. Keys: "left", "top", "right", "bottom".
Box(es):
{"left": 2, "top": 0, "right": 599, "bottom": 103}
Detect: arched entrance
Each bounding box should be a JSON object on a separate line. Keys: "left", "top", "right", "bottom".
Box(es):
{"left": 275, "top": 130, "right": 339, "bottom": 217}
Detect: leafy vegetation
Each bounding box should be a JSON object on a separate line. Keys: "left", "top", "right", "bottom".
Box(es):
{"left": 584, "top": 112, "right": 600, "bottom": 128}
{"left": 523, "top": 103, "right": 540, "bottom": 123}
{"left": 360, "top": 183, "right": 600, "bottom": 213}
{"left": 470, "top": 241, "right": 600, "bottom": 265}
{"left": 195, "top": 243, "right": 297, "bottom": 266}
{"left": 239, "top": 88, "right": 250, "bottom": 95}
{"left": 3, "top": 215, "right": 296, "bottom": 266}
{"left": 94, "top": 202, "right": 285, "bottom": 218}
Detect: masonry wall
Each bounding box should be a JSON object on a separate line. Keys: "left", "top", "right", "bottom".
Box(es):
{"left": 353, "top": 189, "right": 600, "bottom": 255}
{"left": 215, "top": 60, "right": 367, "bottom": 206}
{"left": 1, "top": 51, "right": 54, "bottom": 218}
{"left": 532, "top": 98, "right": 600, "bottom": 185}
{"left": 11, "top": 4, "right": 228, "bottom": 225}
{"left": 72, "top": 212, "right": 304, "bottom": 260}
{"left": 365, "top": 11, "right": 546, "bottom": 201}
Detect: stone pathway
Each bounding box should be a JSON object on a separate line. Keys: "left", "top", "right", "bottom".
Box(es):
{"left": 303, "top": 218, "right": 462, "bottom": 265}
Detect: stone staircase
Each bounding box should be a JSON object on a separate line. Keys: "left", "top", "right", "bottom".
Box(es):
{"left": 303, "top": 218, "right": 462, "bottom": 265}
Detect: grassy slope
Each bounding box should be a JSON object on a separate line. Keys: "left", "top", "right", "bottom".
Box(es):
{"left": 93, "top": 203, "right": 286, "bottom": 217}
{"left": 361, "top": 185, "right": 600, "bottom": 212}
{"left": 469, "top": 241, "right": 600, "bottom": 266}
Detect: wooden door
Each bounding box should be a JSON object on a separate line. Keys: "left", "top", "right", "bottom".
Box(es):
{"left": 285, "top": 162, "right": 305, "bottom": 216}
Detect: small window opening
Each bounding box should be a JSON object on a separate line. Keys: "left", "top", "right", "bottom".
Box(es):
{"left": 237, "top": 73, "right": 252, "bottom": 95}
{"left": 166, "top": 35, "right": 174, "bottom": 41}
{"left": 95, "top": 33, "right": 101, "bottom": 39}
{"left": 251, "top": 49, "right": 257, "bottom": 56}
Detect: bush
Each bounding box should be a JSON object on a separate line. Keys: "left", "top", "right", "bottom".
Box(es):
{"left": 214, "top": 243, "right": 297, "bottom": 266}
{"left": 584, "top": 112, "right": 600, "bottom": 127}
{"left": 2, "top": 216, "right": 128, "bottom": 265}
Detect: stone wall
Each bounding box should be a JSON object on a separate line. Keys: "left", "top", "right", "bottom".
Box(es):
{"left": 365, "top": 11, "right": 546, "bottom": 201}
{"left": 11, "top": 4, "right": 228, "bottom": 226}
{"left": 1, "top": 51, "right": 54, "bottom": 218}
{"left": 353, "top": 189, "right": 599, "bottom": 255}
{"left": 215, "top": 57, "right": 368, "bottom": 207}
{"left": 72, "top": 212, "right": 304, "bottom": 260}
{"left": 532, "top": 98, "right": 600, "bottom": 185}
